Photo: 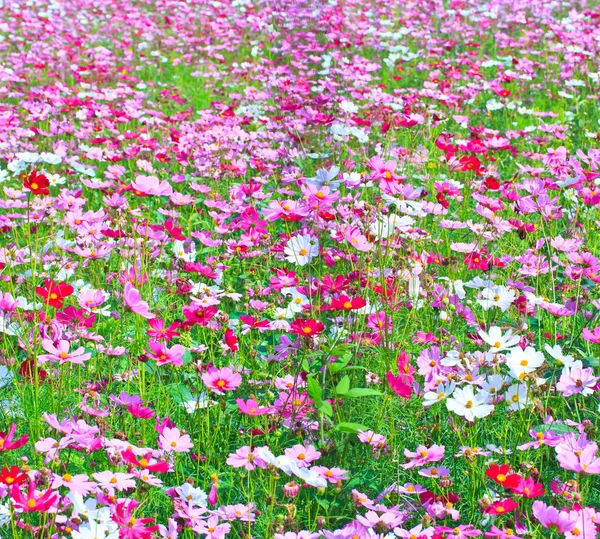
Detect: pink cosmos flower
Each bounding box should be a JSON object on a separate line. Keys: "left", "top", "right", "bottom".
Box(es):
{"left": 0, "top": 424, "right": 28, "bottom": 451}
{"left": 434, "top": 524, "right": 482, "bottom": 538}
{"left": 556, "top": 367, "right": 598, "bottom": 397}
{"left": 202, "top": 367, "right": 242, "bottom": 394}
{"left": 343, "top": 226, "right": 373, "bottom": 252}
{"left": 284, "top": 444, "right": 321, "bottom": 467}
{"left": 193, "top": 516, "right": 231, "bottom": 539}
{"left": 10, "top": 481, "right": 58, "bottom": 512}
{"left": 582, "top": 327, "right": 600, "bottom": 343}
{"left": 402, "top": 444, "right": 445, "bottom": 469}
{"left": 158, "top": 426, "right": 193, "bottom": 453}
{"left": 311, "top": 466, "right": 349, "bottom": 483}
{"left": 356, "top": 510, "right": 405, "bottom": 532}
{"left": 123, "top": 282, "right": 155, "bottom": 319}
{"left": 556, "top": 440, "right": 600, "bottom": 474}
{"left": 236, "top": 398, "right": 274, "bottom": 416}
{"left": 38, "top": 339, "right": 92, "bottom": 366}
{"left": 130, "top": 175, "right": 173, "bottom": 196}
{"left": 92, "top": 470, "right": 136, "bottom": 494}
{"left": 226, "top": 446, "right": 266, "bottom": 471}
{"left": 532, "top": 501, "right": 577, "bottom": 533}
{"left": 51, "top": 473, "right": 95, "bottom": 496}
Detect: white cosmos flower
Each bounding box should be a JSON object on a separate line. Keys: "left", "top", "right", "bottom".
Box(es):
{"left": 422, "top": 382, "right": 455, "bottom": 407}
{"left": 480, "top": 374, "right": 507, "bottom": 397}
{"left": 446, "top": 386, "right": 494, "bottom": 421}
{"left": 478, "top": 285, "right": 516, "bottom": 312}
{"left": 505, "top": 383, "right": 529, "bottom": 411}
{"left": 172, "top": 240, "right": 196, "bottom": 262}
{"left": 439, "top": 277, "right": 466, "bottom": 300}
{"left": 505, "top": 346, "right": 545, "bottom": 380}
{"left": 283, "top": 234, "right": 319, "bottom": 266}
{"left": 544, "top": 344, "right": 580, "bottom": 368}
{"left": 369, "top": 213, "right": 414, "bottom": 239}
{"left": 181, "top": 394, "right": 216, "bottom": 414}
{"left": 175, "top": 483, "right": 208, "bottom": 506}
{"left": 478, "top": 326, "right": 520, "bottom": 352}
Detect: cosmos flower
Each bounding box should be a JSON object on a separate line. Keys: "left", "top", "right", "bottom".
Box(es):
{"left": 283, "top": 234, "right": 319, "bottom": 266}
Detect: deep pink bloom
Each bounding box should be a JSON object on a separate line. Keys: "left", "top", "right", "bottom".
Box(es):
{"left": 10, "top": 481, "right": 57, "bottom": 512}
{"left": 112, "top": 499, "right": 159, "bottom": 538}
{"left": 147, "top": 340, "right": 186, "bottom": 367}
{"left": 0, "top": 424, "right": 28, "bottom": 451}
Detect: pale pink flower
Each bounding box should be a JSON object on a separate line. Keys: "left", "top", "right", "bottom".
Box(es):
{"left": 123, "top": 282, "right": 155, "bottom": 319}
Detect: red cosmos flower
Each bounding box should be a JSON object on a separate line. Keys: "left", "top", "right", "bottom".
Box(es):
{"left": 290, "top": 318, "right": 325, "bottom": 337}
{"left": 456, "top": 155, "right": 481, "bottom": 172}
{"left": 223, "top": 328, "right": 239, "bottom": 352}
{"left": 509, "top": 476, "right": 545, "bottom": 498}
{"left": 10, "top": 481, "right": 58, "bottom": 512}
{"left": 18, "top": 359, "right": 48, "bottom": 383}
{"left": 330, "top": 295, "right": 367, "bottom": 311}
{"left": 121, "top": 450, "right": 170, "bottom": 473}
{"left": 485, "top": 464, "right": 521, "bottom": 489}
{"left": 484, "top": 498, "right": 519, "bottom": 515}
{"left": 0, "top": 424, "right": 28, "bottom": 451}
{"left": 0, "top": 466, "right": 27, "bottom": 486}
{"left": 484, "top": 177, "right": 500, "bottom": 190}
{"left": 436, "top": 192, "right": 450, "bottom": 208}
{"left": 23, "top": 170, "right": 50, "bottom": 195}
{"left": 35, "top": 279, "right": 74, "bottom": 309}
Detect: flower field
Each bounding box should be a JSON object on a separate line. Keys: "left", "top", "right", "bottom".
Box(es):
{"left": 1, "top": 0, "right": 600, "bottom": 537}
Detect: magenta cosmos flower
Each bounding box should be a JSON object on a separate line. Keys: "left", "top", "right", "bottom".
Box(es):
{"left": 202, "top": 367, "right": 242, "bottom": 394}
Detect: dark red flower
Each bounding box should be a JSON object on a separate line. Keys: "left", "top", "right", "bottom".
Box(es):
{"left": 0, "top": 466, "right": 27, "bottom": 486}
{"left": 35, "top": 279, "right": 74, "bottom": 309}
{"left": 23, "top": 170, "right": 50, "bottom": 195}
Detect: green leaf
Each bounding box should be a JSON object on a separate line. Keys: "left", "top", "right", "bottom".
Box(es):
{"left": 329, "top": 354, "right": 352, "bottom": 374}
{"left": 584, "top": 357, "right": 599, "bottom": 367}
{"left": 335, "top": 375, "right": 350, "bottom": 395}
{"left": 166, "top": 383, "right": 194, "bottom": 403}
{"left": 335, "top": 422, "right": 369, "bottom": 434}
{"left": 181, "top": 348, "right": 193, "bottom": 365}
{"left": 534, "top": 423, "right": 577, "bottom": 435}
{"left": 317, "top": 401, "right": 333, "bottom": 417}
{"left": 306, "top": 377, "right": 323, "bottom": 405}
{"left": 338, "top": 388, "right": 382, "bottom": 398}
